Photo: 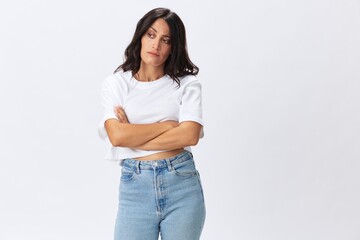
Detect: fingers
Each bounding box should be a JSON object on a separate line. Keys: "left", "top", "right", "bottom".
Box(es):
{"left": 114, "top": 106, "right": 129, "bottom": 123}
{"left": 115, "top": 107, "right": 127, "bottom": 123}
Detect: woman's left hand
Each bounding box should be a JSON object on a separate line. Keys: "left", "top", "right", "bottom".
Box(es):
{"left": 114, "top": 106, "right": 129, "bottom": 123}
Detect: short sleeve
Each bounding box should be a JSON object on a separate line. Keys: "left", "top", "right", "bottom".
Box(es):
{"left": 98, "top": 76, "right": 122, "bottom": 141}
{"left": 179, "top": 79, "right": 204, "bottom": 138}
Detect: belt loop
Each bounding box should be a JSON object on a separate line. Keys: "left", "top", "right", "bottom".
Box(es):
{"left": 135, "top": 161, "right": 140, "bottom": 174}
{"left": 165, "top": 159, "right": 173, "bottom": 171}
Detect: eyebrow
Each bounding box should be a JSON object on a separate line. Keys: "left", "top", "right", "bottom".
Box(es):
{"left": 150, "top": 26, "right": 171, "bottom": 38}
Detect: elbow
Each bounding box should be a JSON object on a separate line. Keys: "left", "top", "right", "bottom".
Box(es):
{"left": 179, "top": 122, "right": 202, "bottom": 147}
{"left": 105, "top": 119, "right": 129, "bottom": 147}
{"left": 190, "top": 138, "right": 199, "bottom": 146}
{"left": 107, "top": 129, "right": 128, "bottom": 147}
{"left": 187, "top": 134, "right": 200, "bottom": 146}
{"left": 108, "top": 134, "right": 124, "bottom": 147}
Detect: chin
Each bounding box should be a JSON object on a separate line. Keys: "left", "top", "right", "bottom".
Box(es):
{"left": 144, "top": 60, "right": 165, "bottom": 68}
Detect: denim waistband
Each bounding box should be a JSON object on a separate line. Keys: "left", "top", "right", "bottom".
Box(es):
{"left": 120, "top": 150, "right": 193, "bottom": 171}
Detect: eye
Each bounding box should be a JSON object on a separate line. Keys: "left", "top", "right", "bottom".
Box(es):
{"left": 162, "top": 38, "right": 171, "bottom": 45}
{"left": 146, "top": 31, "right": 155, "bottom": 38}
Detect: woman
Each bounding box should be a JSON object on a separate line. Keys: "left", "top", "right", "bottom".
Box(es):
{"left": 99, "top": 7, "right": 205, "bottom": 240}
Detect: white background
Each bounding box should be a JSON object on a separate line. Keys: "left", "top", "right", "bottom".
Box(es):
{"left": 1, "top": 0, "right": 360, "bottom": 239}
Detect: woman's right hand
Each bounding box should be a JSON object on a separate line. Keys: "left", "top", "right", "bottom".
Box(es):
{"left": 114, "top": 106, "right": 129, "bottom": 124}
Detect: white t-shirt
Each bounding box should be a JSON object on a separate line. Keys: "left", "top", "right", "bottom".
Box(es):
{"left": 98, "top": 70, "right": 204, "bottom": 161}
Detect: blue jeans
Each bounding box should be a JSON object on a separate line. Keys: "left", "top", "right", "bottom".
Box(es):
{"left": 114, "top": 150, "right": 206, "bottom": 240}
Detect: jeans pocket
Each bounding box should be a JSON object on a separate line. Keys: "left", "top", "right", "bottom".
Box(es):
{"left": 172, "top": 159, "right": 197, "bottom": 177}
{"left": 120, "top": 166, "right": 136, "bottom": 182}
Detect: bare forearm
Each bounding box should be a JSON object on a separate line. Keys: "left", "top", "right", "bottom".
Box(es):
{"left": 136, "top": 122, "right": 201, "bottom": 151}
{"left": 105, "top": 119, "right": 177, "bottom": 147}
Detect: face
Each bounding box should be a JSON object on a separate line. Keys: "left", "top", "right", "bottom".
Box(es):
{"left": 140, "top": 18, "right": 172, "bottom": 69}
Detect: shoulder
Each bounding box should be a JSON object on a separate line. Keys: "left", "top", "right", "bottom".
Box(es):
{"left": 179, "top": 75, "right": 202, "bottom": 91}
{"left": 179, "top": 74, "right": 198, "bottom": 84}
{"left": 179, "top": 75, "right": 201, "bottom": 88}
{"left": 102, "top": 70, "right": 132, "bottom": 90}
{"left": 103, "top": 70, "right": 131, "bottom": 84}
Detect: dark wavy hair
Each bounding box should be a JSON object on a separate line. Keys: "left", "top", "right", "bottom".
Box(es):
{"left": 114, "top": 8, "right": 199, "bottom": 86}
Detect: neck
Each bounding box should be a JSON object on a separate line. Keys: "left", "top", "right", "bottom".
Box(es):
{"left": 136, "top": 63, "right": 165, "bottom": 82}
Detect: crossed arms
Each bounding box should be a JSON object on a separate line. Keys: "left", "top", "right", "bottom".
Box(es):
{"left": 105, "top": 107, "right": 202, "bottom": 151}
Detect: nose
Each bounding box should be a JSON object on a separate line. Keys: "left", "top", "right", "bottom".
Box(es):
{"left": 152, "top": 39, "right": 160, "bottom": 50}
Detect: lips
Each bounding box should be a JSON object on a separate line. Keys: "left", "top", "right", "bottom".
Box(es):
{"left": 148, "top": 52, "right": 160, "bottom": 56}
